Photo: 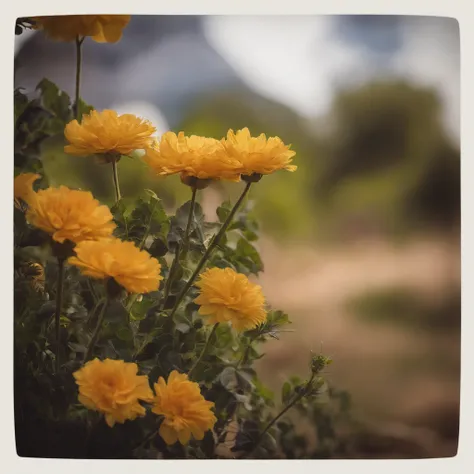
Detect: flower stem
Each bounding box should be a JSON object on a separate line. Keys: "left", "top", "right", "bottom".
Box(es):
{"left": 74, "top": 36, "right": 84, "bottom": 121}
{"left": 111, "top": 159, "right": 121, "bottom": 203}
{"left": 184, "top": 186, "right": 197, "bottom": 250}
{"left": 139, "top": 196, "right": 157, "bottom": 250}
{"left": 160, "top": 242, "right": 181, "bottom": 311}
{"left": 246, "top": 374, "right": 315, "bottom": 458}
{"left": 188, "top": 323, "right": 219, "bottom": 379}
{"left": 54, "top": 258, "right": 65, "bottom": 373}
{"left": 83, "top": 296, "right": 109, "bottom": 362}
{"left": 168, "top": 181, "right": 252, "bottom": 319}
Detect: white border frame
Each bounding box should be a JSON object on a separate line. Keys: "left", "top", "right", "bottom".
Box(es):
{"left": 2, "top": 1, "right": 471, "bottom": 473}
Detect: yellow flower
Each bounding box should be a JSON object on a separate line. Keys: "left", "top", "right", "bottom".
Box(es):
{"left": 194, "top": 267, "right": 267, "bottom": 331}
{"left": 73, "top": 358, "right": 154, "bottom": 427}
{"left": 143, "top": 131, "right": 241, "bottom": 182}
{"left": 64, "top": 110, "right": 156, "bottom": 158}
{"left": 151, "top": 370, "right": 216, "bottom": 445}
{"left": 222, "top": 127, "right": 297, "bottom": 177}
{"left": 26, "top": 186, "right": 115, "bottom": 244}
{"left": 14, "top": 173, "right": 40, "bottom": 208}
{"left": 32, "top": 15, "right": 131, "bottom": 43}
{"left": 68, "top": 239, "right": 162, "bottom": 294}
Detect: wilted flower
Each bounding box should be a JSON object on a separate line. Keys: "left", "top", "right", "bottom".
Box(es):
{"left": 151, "top": 370, "right": 216, "bottom": 445}
{"left": 20, "top": 261, "right": 45, "bottom": 293}
{"left": 194, "top": 267, "right": 267, "bottom": 331}
{"left": 64, "top": 110, "right": 156, "bottom": 160}
{"left": 73, "top": 358, "right": 153, "bottom": 427}
{"left": 143, "top": 131, "right": 241, "bottom": 182}
{"left": 26, "top": 186, "right": 115, "bottom": 244}
{"left": 68, "top": 239, "right": 162, "bottom": 294}
{"left": 14, "top": 173, "right": 40, "bottom": 209}
{"left": 32, "top": 15, "right": 131, "bottom": 43}
{"left": 222, "top": 127, "right": 297, "bottom": 178}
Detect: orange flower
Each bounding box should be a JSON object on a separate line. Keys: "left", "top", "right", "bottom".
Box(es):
{"left": 143, "top": 132, "right": 241, "bottom": 181}
{"left": 73, "top": 358, "right": 153, "bottom": 427}
{"left": 152, "top": 371, "right": 216, "bottom": 445}
{"left": 14, "top": 173, "right": 40, "bottom": 208}
{"left": 26, "top": 186, "right": 115, "bottom": 244}
{"left": 194, "top": 267, "right": 267, "bottom": 331}
{"left": 64, "top": 109, "right": 156, "bottom": 158}
{"left": 222, "top": 127, "right": 297, "bottom": 177}
{"left": 68, "top": 239, "right": 162, "bottom": 294}
{"left": 32, "top": 15, "right": 131, "bottom": 43}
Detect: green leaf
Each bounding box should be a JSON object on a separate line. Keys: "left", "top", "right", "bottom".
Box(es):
{"left": 234, "top": 237, "right": 264, "bottom": 274}
{"left": 129, "top": 193, "right": 169, "bottom": 245}
{"left": 176, "top": 200, "right": 204, "bottom": 231}
{"left": 116, "top": 326, "right": 134, "bottom": 342}
{"left": 76, "top": 98, "right": 94, "bottom": 118}
{"left": 14, "top": 88, "right": 29, "bottom": 125}
{"left": 36, "top": 78, "right": 72, "bottom": 122}
{"left": 104, "top": 300, "right": 128, "bottom": 324}
{"left": 216, "top": 200, "right": 232, "bottom": 223}
{"left": 219, "top": 367, "right": 238, "bottom": 390}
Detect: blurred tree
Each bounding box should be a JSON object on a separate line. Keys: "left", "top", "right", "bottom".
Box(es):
{"left": 312, "top": 81, "right": 460, "bottom": 239}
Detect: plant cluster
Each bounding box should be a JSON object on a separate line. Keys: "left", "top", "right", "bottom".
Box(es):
{"left": 14, "top": 15, "right": 350, "bottom": 459}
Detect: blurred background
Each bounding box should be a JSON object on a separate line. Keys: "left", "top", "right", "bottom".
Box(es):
{"left": 15, "top": 15, "right": 460, "bottom": 458}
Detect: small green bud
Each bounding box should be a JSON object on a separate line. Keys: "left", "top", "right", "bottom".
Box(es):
{"left": 311, "top": 354, "right": 332, "bottom": 374}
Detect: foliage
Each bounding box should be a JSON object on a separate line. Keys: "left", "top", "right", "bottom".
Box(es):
{"left": 14, "top": 49, "right": 350, "bottom": 460}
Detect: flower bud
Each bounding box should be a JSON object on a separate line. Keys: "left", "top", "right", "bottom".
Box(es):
{"left": 310, "top": 354, "right": 332, "bottom": 374}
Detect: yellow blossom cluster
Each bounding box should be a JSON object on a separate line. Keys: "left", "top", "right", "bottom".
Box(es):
{"left": 62, "top": 109, "right": 296, "bottom": 182}
{"left": 73, "top": 361, "right": 216, "bottom": 444}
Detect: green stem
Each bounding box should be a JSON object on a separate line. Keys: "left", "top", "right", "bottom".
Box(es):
{"left": 83, "top": 297, "right": 109, "bottom": 362}
{"left": 87, "top": 297, "right": 106, "bottom": 324}
{"left": 54, "top": 258, "right": 65, "bottom": 373}
{"left": 86, "top": 278, "right": 98, "bottom": 304}
{"left": 246, "top": 374, "right": 315, "bottom": 458}
{"left": 111, "top": 159, "right": 121, "bottom": 203}
{"left": 168, "top": 181, "right": 252, "bottom": 319}
{"left": 237, "top": 341, "right": 253, "bottom": 369}
{"left": 188, "top": 323, "right": 219, "bottom": 379}
{"left": 139, "top": 198, "right": 157, "bottom": 250}
{"left": 160, "top": 243, "right": 181, "bottom": 310}
{"left": 74, "top": 37, "right": 84, "bottom": 121}
{"left": 183, "top": 186, "right": 197, "bottom": 251}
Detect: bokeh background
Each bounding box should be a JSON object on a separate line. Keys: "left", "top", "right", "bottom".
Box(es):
{"left": 14, "top": 15, "right": 460, "bottom": 458}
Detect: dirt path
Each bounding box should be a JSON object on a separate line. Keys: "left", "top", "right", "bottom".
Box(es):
{"left": 253, "top": 235, "right": 460, "bottom": 456}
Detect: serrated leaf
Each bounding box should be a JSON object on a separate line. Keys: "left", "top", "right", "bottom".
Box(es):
{"left": 216, "top": 200, "right": 231, "bottom": 223}
{"left": 36, "top": 78, "right": 72, "bottom": 122}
